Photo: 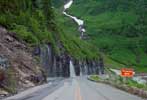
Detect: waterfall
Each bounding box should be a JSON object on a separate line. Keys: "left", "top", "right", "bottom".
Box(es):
{"left": 64, "top": 0, "right": 73, "bottom": 9}
{"left": 63, "top": 0, "right": 86, "bottom": 39}
{"left": 70, "top": 60, "right": 76, "bottom": 77}
{"left": 47, "top": 45, "right": 52, "bottom": 66}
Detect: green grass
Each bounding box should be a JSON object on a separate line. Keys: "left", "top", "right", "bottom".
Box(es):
{"left": 89, "top": 75, "right": 99, "bottom": 81}
{"left": 126, "top": 79, "right": 147, "bottom": 89}
{"left": 107, "top": 71, "right": 147, "bottom": 90}
{"left": 91, "top": 34, "right": 147, "bottom": 72}
{"left": 90, "top": 73, "right": 147, "bottom": 90}
{"left": 104, "top": 55, "right": 126, "bottom": 69}
{"left": 117, "top": 76, "right": 147, "bottom": 90}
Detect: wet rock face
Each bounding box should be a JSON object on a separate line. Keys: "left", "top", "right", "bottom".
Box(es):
{"left": 39, "top": 44, "right": 71, "bottom": 77}
{"left": 39, "top": 44, "right": 53, "bottom": 76}
{"left": 39, "top": 45, "right": 105, "bottom": 77}
{"left": 38, "top": 41, "right": 104, "bottom": 77}
{"left": 71, "top": 58, "right": 104, "bottom": 76}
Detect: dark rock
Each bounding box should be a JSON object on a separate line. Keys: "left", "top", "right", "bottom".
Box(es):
{"left": 0, "top": 55, "right": 9, "bottom": 70}
{"left": 0, "top": 70, "right": 5, "bottom": 82}
{"left": 33, "top": 46, "right": 40, "bottom": 56}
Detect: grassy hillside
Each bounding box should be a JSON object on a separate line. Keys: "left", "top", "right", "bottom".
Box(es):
{"left": 67, "top": 0, "right": 147, "bottom": 72}
{"left": 54, "top": 8, "right": 99, "bottom": 60}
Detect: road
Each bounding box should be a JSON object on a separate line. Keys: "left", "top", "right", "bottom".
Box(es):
{"left": 4, "top": 77, "right": 145, "bottom": 100}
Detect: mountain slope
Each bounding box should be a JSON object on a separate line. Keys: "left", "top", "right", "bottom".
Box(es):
{"left": 67, "top": 0, "right": 147, "bottom": 72}
{"left": 0, "top": 0, "right": 101, "bottom": 96}
{"left": 0, "top": 0, "right": 60, "bottom": 95}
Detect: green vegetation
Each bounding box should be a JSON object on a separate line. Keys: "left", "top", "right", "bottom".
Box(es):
{"left": 1, "top": 0, "right": 146, "bottom": 71}
{"left": 67, "top": 0, "right": 147, "bottom": 72}
{"left": 90, "top": 72, "right": 147, "bottom": 98}
{"left": 0, "top": 0, "right": 100, "bottom": 60}
{"left": 126, "top": 79, "right": 147, "bottom": 89}
{"left": 0, "top": 0, "right": 56, "bottom": 47}
{"left": 89, "top": 75, "right": 99, "bottom": 81}
{"left": 116, "top": 76, "right": 147, "bottom": 91}
{"left": 90, "top": 74, "right": 147, "bottom": 92}
{"left": 53, "top": 7, "right": 99, "bottom": 60}
{"left": 108, "top": 70, "right": 147, "bottom": 90}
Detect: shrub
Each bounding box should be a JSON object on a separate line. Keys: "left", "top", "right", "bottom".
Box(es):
{"left": 90, "top": 75, "right": 99, "bottom": 81}
{"left": 12, "top": 25, "right": 38, "bottom": 44}
{"left": 0, "top": 15, "right": 7, "bottom": 27}
{"left": 0, "top": 14, "right": 14, "bottom": 27}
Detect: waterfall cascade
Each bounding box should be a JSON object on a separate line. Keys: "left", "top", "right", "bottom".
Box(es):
{"left": 63, "top": 0, "right": 104, "bottom": 76}
{"left": 40, "top": 44, "right": 53, "bottom": 76}
{"left": 63, "top": 0, "right": 86, "bottom": 39}
{"left": 70, "top": 60, "right": 76, "bottom": 77}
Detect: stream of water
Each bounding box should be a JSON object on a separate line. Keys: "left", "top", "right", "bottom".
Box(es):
{"left": 69, "top": 60, "right": 76, "bottom": 77}
{"left": 62, "top": 0, "right": 99, "bottom": 77}
{"left": 63, "top": 0, "right": 86, "bottom": 38}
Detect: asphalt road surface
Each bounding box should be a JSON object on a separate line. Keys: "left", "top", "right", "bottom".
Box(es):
{"left": 4, "top": 77, "right": 145, "bottom": 100}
